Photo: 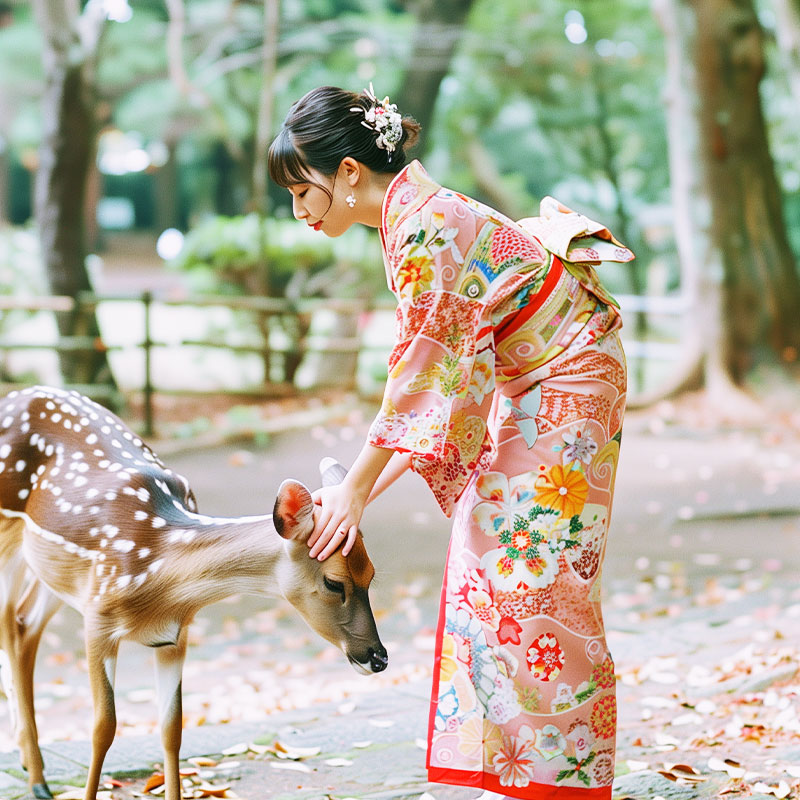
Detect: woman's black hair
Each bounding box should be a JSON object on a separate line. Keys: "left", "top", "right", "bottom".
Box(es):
{"left": 268, "top": 86, "right": 420, "bottom": 193}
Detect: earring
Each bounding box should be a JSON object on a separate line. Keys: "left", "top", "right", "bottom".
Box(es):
{"left": 345, "top": 193, "right": 357, "bottom": 208}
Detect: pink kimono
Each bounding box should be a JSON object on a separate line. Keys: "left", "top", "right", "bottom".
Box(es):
{"left": 369, "top": 162, "right": 633, "bottom": 798}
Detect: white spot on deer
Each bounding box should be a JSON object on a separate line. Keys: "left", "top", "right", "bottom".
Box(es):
{"left": 101, "top": 425, "right": 111, "bottom": 434}
{"left": 151, "top": 516, "right": 165, "bottom": 528}
{"left": 52, "top": 487, "right": 62, "bottom": 497}
{"left": 72, "top": 505, "right": 83, "bottom": 514}
{"left": 134, "top": 510, "right": 148, "bottom": 522}
{"left": 86, "top": 433, "right": 98, "bottom": 445}
{"left": 138, "top": 547, "right": 150, "bottom": 558}
{"left": 59, "top": 501, "right": 73, "bottom": 513}
{"left": 109, "top": 463, "right": 122, "bottom": 473}
{"left": 148, "top": 558, "right": 165, "bottom": 574}
{"left": 45, "top": 444, "right": 54, "bottom": 456}
{"left": 74, "top": 476, "right": 88, "bottom": 488}
{"left": 134, "top": 573, "right": 147, "bottom": 588}
{"left": 20, "top": 422, "right": 30, "bottom": 433}
{"left": 111, "top": 439, "right": 121, "bottom": 448}
{"left": 116, "top": 575, "right": 132, "bottom": 590}
{"left": 93, "top": 449, "right": 104, "bottom": 457}
{"left": 104, "top": 492, "right": 117, "bottom": 501}
{"left": 18, "top": 489, "right": 29, "bottom": 500}
{"left": 64, "top": 420, "right": 72, "bottom": 430}
{"left": 99, "top": 460, "right": 110, "bottom": 469}
{"left": 96, "top": 564, "right": 104, "bottom": 576}
{"left": 2, "top": 417, "right": 13, "bottom": 428}
{"left": 51, "top": 413, "right": 62, "bottom": 423}
{"left": 100, "top": 539, "right": 107, "bottom": 548}
{"left": 113, "top": 540, "right": 135, "bottom": 553}
{"left": 80, "top": 417, "right": 89, "bottom": 426}
{"left": 89, "top": 506, "right": 100, "bottom": 514}
{"left": 87, "top": 488, "right": 99, "bottom": 499}
{"left": 89, "top": 527, "right": 99, "bottom": 536}
{"left": 101, "top": 524, "right": 119, "bottom": 538}
{"left": 0, "top": 464, "right": 5, "bottom": 474}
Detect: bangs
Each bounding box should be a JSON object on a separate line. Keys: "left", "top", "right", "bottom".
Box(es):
{"left": 268, "top": 128, "right": 313, "bottom": 188}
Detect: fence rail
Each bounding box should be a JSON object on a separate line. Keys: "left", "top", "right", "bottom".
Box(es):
{"left": 0, "top": 290, "right": 687, "bottom": 434}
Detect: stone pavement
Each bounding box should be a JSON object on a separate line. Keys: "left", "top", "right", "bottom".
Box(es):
{"left": 1, "top": 398, "right": 799, "bottom": 800}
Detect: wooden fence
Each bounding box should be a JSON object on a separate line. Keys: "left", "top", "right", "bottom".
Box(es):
{"left": 0, "top": 291, "right": 686, "bottom": 435}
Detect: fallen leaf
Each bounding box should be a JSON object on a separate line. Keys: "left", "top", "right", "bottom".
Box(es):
{"left": 188, "top": 757, "right": 218, "bottom": 768}
{"left": 197, "top": 781, "right": 231, "bottom": 798}
{"left": 368, "top": 719, "right": 395, "bottom": 728}
{"left": 144, "top": 773, "right": 165, "bottom": 792}
{"left": 707, "top": 757, "right": 746, "bottom": 779}
{"left": 270, "top": 761, "right": 311, "bottom": 773}
{"left": 271, "top": 741, "right": 321, "bottom": 759}
{"left": 221, "top": 743, "right": 249, "bottom": 756}
{"left": 324, "top": 758, "right": 354, "bottom": 767}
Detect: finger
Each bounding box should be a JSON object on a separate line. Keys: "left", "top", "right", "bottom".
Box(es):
{"left": 311, "top": 489, "right": 323, "bottom": 504}
{"left": 309, "top": 517, "right": 340, "bottom": 557}
{"left": 307, "top": 509, "right": 333, "bottom": 551}
{"left": 341, "top": 526, "right": 357, "bottom": 557}
{"left": 317, "top": 525, "right": 348, "bottom": 561}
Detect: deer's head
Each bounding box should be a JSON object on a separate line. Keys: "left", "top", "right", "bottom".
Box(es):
{"left": 272, "top": 461, "right": 387, "bottom": 675}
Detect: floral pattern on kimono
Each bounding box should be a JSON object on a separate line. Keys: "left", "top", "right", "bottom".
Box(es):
{"left": 369, "top": 161, "right": 632, "bottom": 799}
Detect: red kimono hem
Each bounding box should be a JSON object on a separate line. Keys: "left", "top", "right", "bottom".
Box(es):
{"left": 427, "top": 766, "right": 612, "bottom": 800}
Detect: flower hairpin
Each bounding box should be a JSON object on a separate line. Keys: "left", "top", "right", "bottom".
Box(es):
{"left": 351, "top": 83, "right": 403, "bottom": 156}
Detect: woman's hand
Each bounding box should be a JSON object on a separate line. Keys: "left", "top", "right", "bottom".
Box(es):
{"left": 308, "top": 442, "right": 395, "bottom": 561}
{"left": 309, "top": 482, "right": 366, "bottom": 560}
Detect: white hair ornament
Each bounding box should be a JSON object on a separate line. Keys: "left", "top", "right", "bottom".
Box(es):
{"left": 350, "top": 83, "right": 403, "bottom": 156}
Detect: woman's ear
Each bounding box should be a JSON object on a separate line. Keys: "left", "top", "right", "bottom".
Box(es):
{"left": 341, "top": 156, "right": 361, "bottom": 187}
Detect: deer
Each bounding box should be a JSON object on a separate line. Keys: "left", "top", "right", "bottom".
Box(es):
{"left": 0, "top": 385, "right": 387, "bottom": 800}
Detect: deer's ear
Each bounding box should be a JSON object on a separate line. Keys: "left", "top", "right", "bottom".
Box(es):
{"left": 273, "top": 480, "right": 314, "bottom": 541}
{"left": 319, "top": 457, "right": 348, "bottom": 487}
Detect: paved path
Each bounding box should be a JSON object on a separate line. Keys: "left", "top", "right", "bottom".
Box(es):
{"left": 1, "top": 401, "right": 799, "bottom": 800}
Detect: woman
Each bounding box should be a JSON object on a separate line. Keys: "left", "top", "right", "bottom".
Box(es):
{"left": 268, "top": 84, "right": 632, "bottom": 799}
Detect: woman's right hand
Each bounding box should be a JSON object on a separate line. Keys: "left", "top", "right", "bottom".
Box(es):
{"left": 309, "top": 482, "right": 366, "bottom": 560}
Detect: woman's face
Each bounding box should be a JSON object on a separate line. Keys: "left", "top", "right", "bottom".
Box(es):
{"left": 287, "top": 166, "right": 353, "bottom": 238}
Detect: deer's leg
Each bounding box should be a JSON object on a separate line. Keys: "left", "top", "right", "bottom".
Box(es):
{"left": 153, "top": 628, "right": 187, "bottom": 800}
{"left": 11, "top": 579, "right": 61, "bottom": 799}
{"left": 83, "top": 627, "right": 118, "bottom": 800}
{"left": 0, "top": 533, "right": 59, "bottom": 799}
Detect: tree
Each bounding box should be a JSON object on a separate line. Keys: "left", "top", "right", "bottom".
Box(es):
{"left": 394, "top": 0, "right": 479, "bottom": 156}
{"left": 692, "top": 0, "right": 800, "bottom": 384}
{"left": 32, "top": 0, "right": 116, "bottom": 390}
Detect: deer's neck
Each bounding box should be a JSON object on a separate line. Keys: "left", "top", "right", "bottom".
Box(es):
{"left": 155, "top": 514, "right": 287, "bottom": 613}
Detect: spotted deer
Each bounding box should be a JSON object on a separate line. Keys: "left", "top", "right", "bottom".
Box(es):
{"left": 0, "top": 386, "right": 387, "bottom": 800}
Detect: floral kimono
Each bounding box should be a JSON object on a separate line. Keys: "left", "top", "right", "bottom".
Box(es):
{"left": 369, "top": 161, "right": 633, "bottom": 799}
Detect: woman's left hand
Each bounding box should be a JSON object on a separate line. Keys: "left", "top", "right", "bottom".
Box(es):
{"left": 309, "top": 483, "right": 365, "bottom": 560}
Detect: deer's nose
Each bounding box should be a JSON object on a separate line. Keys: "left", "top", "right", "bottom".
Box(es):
{"left": 368, "top": 645, "right": 388, "bottom": 673}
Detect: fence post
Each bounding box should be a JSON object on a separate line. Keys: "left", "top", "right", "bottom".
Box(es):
{"left": 142, "top": 290, "right": 154, "bottom": 438}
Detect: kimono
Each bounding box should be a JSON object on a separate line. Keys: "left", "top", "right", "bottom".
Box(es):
{"left": 369, "top": 161, "right": 633, "bottom": 799}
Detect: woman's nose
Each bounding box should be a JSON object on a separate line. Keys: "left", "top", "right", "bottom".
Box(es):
{"left": 292, "top": 197, "right": 306, "bottom": 220}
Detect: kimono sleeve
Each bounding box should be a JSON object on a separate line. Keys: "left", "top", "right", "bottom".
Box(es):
{"left": 368, "top": 203, "right": 497, "bottom": 516}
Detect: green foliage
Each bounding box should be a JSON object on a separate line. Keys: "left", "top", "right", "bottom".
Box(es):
{"left": 169, "top": 214, "right": 386, "bottom": 299}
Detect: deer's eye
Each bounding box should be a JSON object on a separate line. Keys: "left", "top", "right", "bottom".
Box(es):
{"left": 323, "top": 576, "right": 346, "bottom": 600}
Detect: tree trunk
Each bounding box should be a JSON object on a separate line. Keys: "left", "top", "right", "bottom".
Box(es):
{"left": 32, "top": 0, "right": 116, "bottom": 390}
{"left": 394, "top": 0, "right": 478, "bottom": 156}
{"left": 693, "top": 0, "right": 800, "bottom": 381}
